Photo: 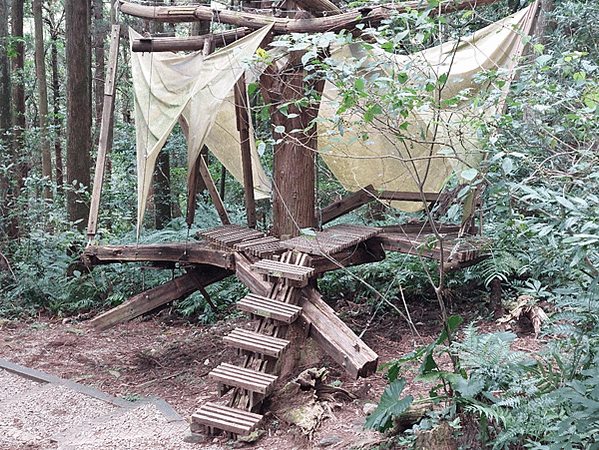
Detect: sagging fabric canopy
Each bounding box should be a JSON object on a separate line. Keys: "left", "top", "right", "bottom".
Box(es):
{"left": 318, "top": 5, "right": 536, "bottom": 212}
{"left": 131, "top": 24, "right": 273, "bottom": 236}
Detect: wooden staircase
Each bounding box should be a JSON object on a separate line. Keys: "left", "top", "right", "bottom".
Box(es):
{"left": 190, "top": 250, "right": 310, "bottom": 437}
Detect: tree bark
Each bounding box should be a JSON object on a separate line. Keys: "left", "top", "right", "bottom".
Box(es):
{"left": 47, "top": 0, "right": 64, "bottom": 191}
{"left": 33, "top": 0, "right": 53, "bottom": 199}
{"left": 0, "top": 0, "right": 13, "bottom": 236}
{"left": 11, "top": 0, "right": 25, "bottom": 158}
{"left": 66, "top": 0, "right": 92, "bottom": 230}
{"left": 51, "top": 38, "right": 64, "bottom": 189}
{"left": 93, "top": 0, "right": 107, "bottom": 145}
{"left": 261, "top": 53, "right": 322, "bottom": 238}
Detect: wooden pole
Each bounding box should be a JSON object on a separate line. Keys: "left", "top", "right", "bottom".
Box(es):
{"left": 119, "top": 0, "right": 505, "bottom": 32}
{"left": 87, "top": 24, "right": 120, "bottom": 241}
{"left": 234, "top": 74, "right": 257, "bottom": 229}
{"left": 132, "top": 28, "right": 250, "bottom": 52}
{"left": 197, "top": 156, "right": 231, "bottom": 225}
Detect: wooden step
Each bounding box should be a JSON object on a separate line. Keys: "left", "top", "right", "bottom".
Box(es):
{"left": 209, "top": 363, "right": 278, "bottom": 395}
{"left": 191, "top": 402, "right": 263, "bottom": 436}
{"left": 224, "top": 328, "right": 290, "bottom": 358}
{"left": 237, "top": 293, "right": 302, "bottom": 324}
{"left": 250, "top": 259, "right": 314, "bottom": 286}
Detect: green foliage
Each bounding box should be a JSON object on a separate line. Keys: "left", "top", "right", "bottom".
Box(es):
{"left": 364, "top": 377, "right": 414, "bottom": 432}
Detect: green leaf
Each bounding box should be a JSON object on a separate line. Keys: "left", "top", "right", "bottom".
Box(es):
{"left": 436, "top": 315, "right": 463, "bottom": 346}
{"left": 460, "top": 168, "right": 478, "bottom": 181}
{"left": 364, "top": 378, "right": 413, "bottom": 432}
{"left": 354, "top": 78, "right": 365, "bottom": 92}
{"left": 247, "top": 83, "right": 258, "bottom": 95}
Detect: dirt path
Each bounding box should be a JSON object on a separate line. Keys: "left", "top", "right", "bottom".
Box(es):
{"left": 0, "top": 298, "right": 537, "bottom": 449}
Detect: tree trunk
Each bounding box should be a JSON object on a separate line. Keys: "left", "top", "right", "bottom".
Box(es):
{"left": 33, "top": 0, "right": 53, "bottom": 199}
{"left": 0, "top": 0, "right": 13, "bottom": 236}
{"left": 11, "top": 0, "right": 25, "bottom": 160}
{"left": 48, "top": 3, "right": 64, "bottom": 190}
{"left": 261, "top": 53, "right": 322, "bottom": 238}
{"left": 66, "top": 0, "right": 92, "bottom": 230}
{"left": 93, "top": 0, "right": 106, "bottom": 144}
{"left": 51, "top": 40, "right": 64, "bottom": 190}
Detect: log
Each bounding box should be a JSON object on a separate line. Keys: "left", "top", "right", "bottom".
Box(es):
{"left": 119, "top": 0, "right": 503, "bottom": 33}
{"left": 294, "top": 0, "right": 340, "bottom": 16}
{"left": 318, "top": 184, "right": 377, "bottom": 226}
{"left": 90, "top": 266, "right": 232, "bottom": 330}
{"left": 299, "top": 286, "right": 378, "bottom": 378}
{"left": 132, "top": 28, "right": 250, "bottom": 52}
{"left": 81, "top": 242, "right": 235, "bottom": 269}
{"left": 234, "top": 252, "right": 271, "bottom": 297}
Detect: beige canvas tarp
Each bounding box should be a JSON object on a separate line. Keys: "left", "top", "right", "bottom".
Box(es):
{"left": 131, "top": 24, "right": 273, "bottom": 235}
{"left": 319, "top": 5, "right": 536, "bottom": 212}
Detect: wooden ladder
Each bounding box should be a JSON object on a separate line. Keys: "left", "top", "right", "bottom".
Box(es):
{"left": 190, "top": 250, "right": 311, "bottom": 437}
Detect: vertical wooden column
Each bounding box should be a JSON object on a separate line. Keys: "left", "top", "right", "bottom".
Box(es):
{"left": 87, "top": 24, "right": 120, "bottom": 241}
{"left": 261, "top": 52, "right": 323, "bottom": 238}
{"left": 234, "top": 74, "right": 257, "bottom": 229}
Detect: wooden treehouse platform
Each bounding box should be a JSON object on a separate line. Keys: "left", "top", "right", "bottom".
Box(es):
{"left": 82, "top": 220, "right": 489, "bottom": 436}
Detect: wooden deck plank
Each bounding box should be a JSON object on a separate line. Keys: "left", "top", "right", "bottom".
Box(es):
{"left": 237, "top": 293, "right": 302, "bottom": 323}
{"left": 250, "top": 259, "right": 315, "bottom": 282}
{"left": 191, "top": 402, "right": 263, "bottom": 435}
{"left": 209, "top": 363, "right": 278, "bottom": 395}
{"left": 224, "top": 328, "right": 290, "bottom": 358}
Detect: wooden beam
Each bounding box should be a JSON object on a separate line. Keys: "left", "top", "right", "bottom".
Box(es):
{"left": 90, "top": 266, "right": 232, "bottom": 330}
{"left": 119, "top": 0, "right": 504, "bottom": 33}
{"left": 185, "top": 150, "right": 202, "bottom": 228}
{"left": 372, "top": 232, "right": 445, "bottom": 261}
{"left": 87, "top": 25, "right": 120, "bottom": 241}
{"left": 132, "top": 28, "right": 250, "bottom": 52}
{"left": 318, "top": 184, "right": 377, "bottom": 226}
{"left": 234, "top": 74, "right": 257, "bottom": 229}
{"left": 299, "top": 286, "right": 378, "bottom": 379}
{"left": 310, "top": 241, "right": 385, "bottom": 275}
{"left": 234, "top": 252, "right": 271, "bottom": 297}
{"left": 81, "top": 242, "right": 235, "bottom": 269}
{"left": 376, "top": 191, "right": 440, "bottom": 203}
{"left": 197, "top": 154, "right": 231, "bottom": 226}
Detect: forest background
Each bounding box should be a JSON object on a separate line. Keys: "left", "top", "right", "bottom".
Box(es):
{"left": 0, "top": 0, "right": 598, "bottom": 448}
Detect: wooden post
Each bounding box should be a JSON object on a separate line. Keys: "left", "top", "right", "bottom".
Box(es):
{"left": 87, "top": 24, "right": 120, "bottom": 241}
{"left": 234, "top": 74, "right": 257, "bottom": 229}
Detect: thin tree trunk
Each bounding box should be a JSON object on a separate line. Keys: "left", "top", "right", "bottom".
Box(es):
{"left": 0, "top": 0, "right": 14, "bottom": 237}
{"left": 51, "top": 40, "right": 64, "bottom": 190}
{"left": 66, "top": 0, "right": 92, "bottom": 230}
{"left": 48, "top": 1, "right": 64, "bottom": 190}
{"left": 11, "top": 0, "right": 25, "bottom": 162}
{"left": 93, "top": 0, "right": 106, "bottom": 145}
{"left": 33, "top": 0, "right": 53, "bottom": 199}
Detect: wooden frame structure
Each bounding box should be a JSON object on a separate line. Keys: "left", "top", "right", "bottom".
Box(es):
{"left": 82, "top": 0, "right": 542, "bottom": 438}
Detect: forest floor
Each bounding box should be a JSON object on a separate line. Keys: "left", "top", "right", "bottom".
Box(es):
{"left": 0, "top": 294, "right": 544, "bottom": 449}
